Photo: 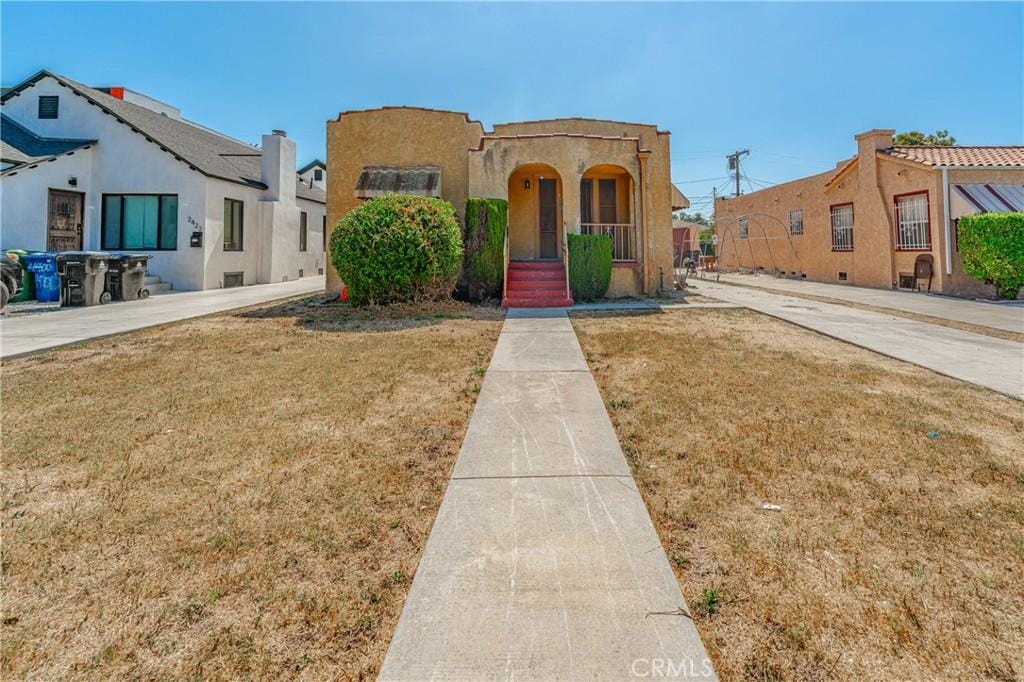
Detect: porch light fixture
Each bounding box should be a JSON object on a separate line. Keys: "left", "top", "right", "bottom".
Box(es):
{"left": 68, "top": 176, "right": 78, "bottom": 187}
{"left": 524, "top": 179, "right": 531, "bottom": 190}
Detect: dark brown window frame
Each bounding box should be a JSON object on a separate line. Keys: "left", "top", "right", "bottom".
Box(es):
{"left": 224, "top": 198, "right": 244, "bottom": 252}
{"left": 829, "top": 202, "right": 855, "bottom": 252}
{"left": 598, "top": 178, "right": 617, "bottom": 224}
{"left": 299, "top": 211, "right": 308, "bottom": 252}
{"left": 893, "top": 190, "right": 932, "bottom": 251}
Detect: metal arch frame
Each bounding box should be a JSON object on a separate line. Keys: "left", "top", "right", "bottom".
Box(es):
{"left": 710, "top": 212, "right": 803, "bottom": 280}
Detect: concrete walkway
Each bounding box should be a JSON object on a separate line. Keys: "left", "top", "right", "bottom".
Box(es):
{"left": 380, "top": 308, "right": 715, "bottom": 680}
{"left": 1, "top": 276, "right": 324, "bottom": 360}
{"left": 714, "top": 273, "right": 1024, "bottom": 333}
{"left": 694, "top": 280, "right": 1024, "bottom": 399}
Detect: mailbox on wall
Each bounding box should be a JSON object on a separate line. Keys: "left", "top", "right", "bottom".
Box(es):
{"left": 190, "top": 231, "right": 203, "bottom": 248}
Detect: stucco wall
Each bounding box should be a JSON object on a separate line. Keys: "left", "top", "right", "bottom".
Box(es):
{"left": 716, "top": 146, "right": 1023, "bottom": 299}
{"left": 469, "top": 136, "right": 643, "bottom": 269}
{"left": 202, "top": 179, "right": 264, "bottom": 289}
{"left": 324, "top": 111, "right": 675, "bottom": 298}
{"left": 325, "top": 107, "right": 485, "bottom": 294}
{"left": 2, "top": 75, "right": 324, "bottom": 292}
{"left": 489, "top": 119, "right": 675, "bottom": 295}
{"left": 714, "top": 168, "right": 849, "bottom": 282}
{"left": 297, "top": 198, "right": 327, "bottom": 278}
{"left": 2, "top": 76, "right": 210, "bottom": 289}
{"left": 1, "top": 148, "right": 95, "bottom": 251}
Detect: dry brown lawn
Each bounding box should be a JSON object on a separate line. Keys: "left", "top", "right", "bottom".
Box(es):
{"left": 1, "top": 298, "right": 503, "bottom": 680}
{"left": 572, "top": 309, "right": 1024, "bottom": 681}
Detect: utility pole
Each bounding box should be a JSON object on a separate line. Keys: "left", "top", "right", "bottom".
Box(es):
{"left": 727, "top": 149, "right": 750, "bottom": 197}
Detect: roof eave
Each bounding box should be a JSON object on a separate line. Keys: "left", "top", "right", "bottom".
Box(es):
{"left": 0, "top": 142, "right": 95, "bottom": 177}
{"left": 5, "top": 71, "right": 265, "bottom": 190}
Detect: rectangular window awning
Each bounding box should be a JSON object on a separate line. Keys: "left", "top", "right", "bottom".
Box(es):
{"left": 354, "top": 165, "right": 442, "bottom": 199}
{"left": 953, "top": 184, "right": 1024, "bottom": 214}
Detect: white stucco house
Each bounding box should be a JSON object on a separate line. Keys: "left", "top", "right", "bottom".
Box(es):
{"left": 0, "top": 70, "right": 326, "bottom": 291}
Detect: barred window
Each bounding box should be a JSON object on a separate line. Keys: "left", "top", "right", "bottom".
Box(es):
{"left": 789, "top": 209, "right": 804, "bottom": 235}
{"left": 738, "top": 217, "right": 748, "bottom": 239}
{"left": 894, "top": 192, "right": 930, "bottom": 250}
{"left": 830, "top": 204, "right": 854, "bottom": 251}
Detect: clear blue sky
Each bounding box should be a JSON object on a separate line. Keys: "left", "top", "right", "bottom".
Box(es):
{"left": 3, "top": 2, "right": 1021, "bottom": 216}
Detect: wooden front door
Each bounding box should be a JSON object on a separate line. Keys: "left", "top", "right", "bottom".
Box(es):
{"left": 538, "top": 178, "right": 558, "bottom": 259}
{"left": 47, "top": 189, "right": 84, "bottom": 251}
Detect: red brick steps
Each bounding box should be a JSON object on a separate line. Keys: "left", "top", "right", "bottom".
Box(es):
{"left": 502, "top": 261, "right": 574, "bottom": 308}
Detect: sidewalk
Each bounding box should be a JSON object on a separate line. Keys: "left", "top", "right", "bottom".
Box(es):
{"left": 1, "top": 276, "right": 325, "bottom": 360}
{"left": 379, "top": 308, "right": 715, "bottom": 680}
{"left": 694, "top": 280, "right": 1024, "bottom": 399}
{"left": 714, "top": 273, "right": 1024, "bottom": 333}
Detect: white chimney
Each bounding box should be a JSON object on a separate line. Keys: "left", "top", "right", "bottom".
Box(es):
{"left": 261, "top": 130, "right": 296, "bottom": 204}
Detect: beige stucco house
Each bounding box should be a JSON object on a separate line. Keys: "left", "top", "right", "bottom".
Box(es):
{"left": 714, "top": 129, "right": 1024, "bottom": 298}
{"left": 326, "top": 107, "right": 687, "bottom": 302}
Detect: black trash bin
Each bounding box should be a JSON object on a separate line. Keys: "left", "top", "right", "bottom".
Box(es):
{"left": 56, "top": 252, "right": 111, "bottom": 306}
{"left": 106, "top": 253, "right": 152, "bottom": 301}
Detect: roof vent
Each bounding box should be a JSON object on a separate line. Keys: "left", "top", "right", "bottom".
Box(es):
{"left": 272, "top": 129, "right": 287, "bottom": 137}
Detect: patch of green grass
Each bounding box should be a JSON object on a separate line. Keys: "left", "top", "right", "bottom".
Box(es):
{"left": 671, "top": 553, "right": 691, "bottom": 569}
{"left": 698, "top": 586, "right": 720, "bottom": 616}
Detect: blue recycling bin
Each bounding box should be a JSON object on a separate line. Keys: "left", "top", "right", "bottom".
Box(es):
{"left": 22, "top": 252, "right": 60, "bottom": 302}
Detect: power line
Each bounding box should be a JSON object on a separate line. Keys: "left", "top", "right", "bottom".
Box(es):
{"left": 671, "top": 175, "right": 731, "bottom": 184}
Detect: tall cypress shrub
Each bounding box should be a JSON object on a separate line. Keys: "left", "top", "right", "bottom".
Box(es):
{"left": 567, "top": 233, "right": 613, "bottom": 301}
{"left": 459, "top": 198, "right": 508, "bottom": 302}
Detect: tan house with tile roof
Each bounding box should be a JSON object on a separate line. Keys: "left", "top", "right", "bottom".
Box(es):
{"left": 714, "top": 129, "right": 1024, "bottom": 298}
{"left": 325, "top": 107, "right": 687, "bottom": 302}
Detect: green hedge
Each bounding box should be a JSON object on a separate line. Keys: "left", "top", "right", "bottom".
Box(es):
{"left": 329, "top": 195, "right": 463, "bottom": 305}
{"left": 957, "top": 212, "right": 1024, "bottom": 299}
{"left": 459, "top": 198, "right": 507, "bottom": 302}
{"left": 567, "top": 233, "right": 612, "bottom": 302}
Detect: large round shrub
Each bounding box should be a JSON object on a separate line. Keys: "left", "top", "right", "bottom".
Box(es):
{"left": 330, "top": 195, "right": 463, "bottom": 305}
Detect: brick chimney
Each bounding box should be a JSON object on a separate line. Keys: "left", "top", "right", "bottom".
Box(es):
{"left": 261, "top": 129, "right": 296, "bottom": 204}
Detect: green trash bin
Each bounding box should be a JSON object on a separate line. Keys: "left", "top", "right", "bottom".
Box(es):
{"left": 4, "top": 249, "right": 37, "bottom": 302}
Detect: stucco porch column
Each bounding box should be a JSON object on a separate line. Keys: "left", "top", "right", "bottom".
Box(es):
{"left": 637, "top": 150, "right": 652, "bottom": 294}
{"left": 561, "top": 166, "right": 581, "bottom": 243}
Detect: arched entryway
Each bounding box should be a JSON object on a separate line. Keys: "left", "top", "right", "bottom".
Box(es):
{"left": 507, "top": 163, "right": 563, "bottom": 260}
{"left": 580, "top": 164, "right": 636, "bottom": 261}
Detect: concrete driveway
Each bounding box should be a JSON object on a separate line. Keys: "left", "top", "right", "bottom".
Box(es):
{"left": 714, "top": 273, "right": 1023, "bottom": 333}
{"left": 1, "top": 276, "right": 325, "bottom": 360}
{"left": 694, "top": 280, "right": 1024, "bottom": 399}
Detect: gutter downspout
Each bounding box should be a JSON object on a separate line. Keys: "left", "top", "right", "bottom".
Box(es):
{"left": 941, "top": 167, "right": 952, "bottom": 275}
